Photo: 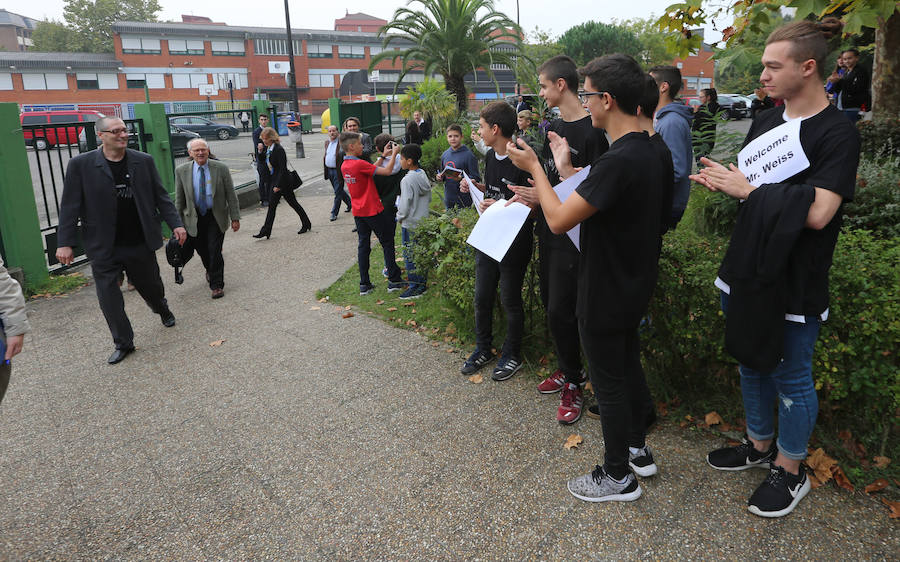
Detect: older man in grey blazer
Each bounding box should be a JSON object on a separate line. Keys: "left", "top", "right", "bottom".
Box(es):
{"left": 57, "top": 116, "right": 187, "bottom": 365}
{"left": 175, "top": 138, "right": 241, "bottom": 299}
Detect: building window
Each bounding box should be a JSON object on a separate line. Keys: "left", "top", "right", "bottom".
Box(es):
{"left": 338, "top": 44, "right": 365, "bottom": 59}
{"left": 211, "top": 40, "right": 245, "bottom": 56}
{"left": 369, "top": 45, "right": 382, "bottom": 56}
{"left": 125, "top": 73, "right": 165, "bottom": 89}
{"left": 214, "top": 72, "right": 248, "bottom": 90}
{"left": 309, "top": 74, "right": 334, "bottom": 88}
{"left": 76, "top": 72, "right": 99, "bottom": 89}
{"left": 253, "top": 38, "right": 301, "bottom": 56}
{"left": 98, "top": 73, "right": 118, "bottom": 89}
{"left": 172, "top": 74, "right": 191, "bottom": 89}
{"left": 22, "top": 73, "right": 67, "bottom": 90}
{"left": 121, "top": 36, "right": 161, "bottom": 54}
{"left": 307, "top": 44, "right": 332, "bottom": 58}
{"left": 0, "top": 73, "right": 12, "bottom": 90}
{"left": 189, "top": 74, "right": 209, "bottom": 88}
{"left": 168, "top": 39, "right": 205, "bottom": 55}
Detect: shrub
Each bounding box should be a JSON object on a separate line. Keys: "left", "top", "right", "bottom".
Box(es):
{"left": 857, "top": 117, "right": 900, "bottom": 161}
{"left": 686, "top": 184, "right": 739, "bottom": 238}
{"left": 842, "top": 155, "right": 900, "bottom": 238}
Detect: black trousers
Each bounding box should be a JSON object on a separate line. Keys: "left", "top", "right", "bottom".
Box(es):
{"left": 355, "top": 209, "right": 402, "bottom": 285}
{"left": 539, "top": 231, "right": 582, "bottom": 383}
{"left": 0, "top": 362, "right": 9, "bottom": 405}
{"left": 91, "top": 243, "right": 168, "bottom": 350}
{"left": 257, "top": 163, "right": 271, "bottom": 203}
{"left": 184, "top": 211, "right": 226, "bottom": 290}
{"left": 473, "top": 222, "right": 533, "bottom": 357}
{"left": 260, "top": 187, "right": 311, "bottom": 234}
{"left": 579, "top": 323, "right": 655, "bottom": 479}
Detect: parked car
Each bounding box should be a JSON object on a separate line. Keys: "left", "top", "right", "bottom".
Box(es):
{"left": 718, "top": 94, "right": 751, "bottom": 119}
{"left": 79, "top": 123, "right": 200, "bottom": 156}
{"left": 21, "top": 110, "right": 105, "bottom": 150}
{"left": 168, "top": 116, "right": 239, "bottom": 140}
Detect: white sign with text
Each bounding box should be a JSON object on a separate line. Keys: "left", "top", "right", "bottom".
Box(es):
{"left": 738, "top": 118, "right": 809, "bottom": 186}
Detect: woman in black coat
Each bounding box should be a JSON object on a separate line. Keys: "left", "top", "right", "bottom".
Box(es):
{"left": 691, "top": 88, "right": 721, "bottom": 164}
{"left": 253, "top": 127, "right": 312, "bottom": 238}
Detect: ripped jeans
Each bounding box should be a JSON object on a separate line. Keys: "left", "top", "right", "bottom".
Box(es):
{"left": 722, "top": 292, "right": 820, "bottom": 460}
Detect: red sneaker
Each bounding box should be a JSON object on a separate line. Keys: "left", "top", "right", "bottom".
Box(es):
{"left": 557, "top": 383, "right": 583, "bottom": 425}
{"left": 537, "top": 369, "right": 566, "bottom": 394}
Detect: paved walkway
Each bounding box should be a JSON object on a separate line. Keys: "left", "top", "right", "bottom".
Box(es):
{"left": 2, "top": 165, "right": 896, "bottom": 559}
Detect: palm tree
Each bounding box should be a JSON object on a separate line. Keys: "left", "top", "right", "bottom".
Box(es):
{"left": 371, "top": 0, "right": 524, "bottom": 111}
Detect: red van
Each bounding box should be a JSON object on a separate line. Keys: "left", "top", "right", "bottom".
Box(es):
{"left": 21, "top": 110, "right": 106, "bottom": 150}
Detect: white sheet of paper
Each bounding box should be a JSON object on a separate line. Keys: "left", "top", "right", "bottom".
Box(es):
{"left": 466, "top": 197, "right": 532, "bottom": 262}
{"left": 551, "top": 165, "right": 591, "bottom": 251}
{"left": 463, "top": 171, "right": 484, "bottom": 216}
{"left": 737, "top": 118, "right": 809, "bottom": 186}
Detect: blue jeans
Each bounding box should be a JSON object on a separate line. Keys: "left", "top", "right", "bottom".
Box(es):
{"left": 401, "top": 227, "right": 425, "bottom": 288}
{"left": 327, "top": 168, "right": 351, "bottom": 217}
{"left": 721, "top": 292, "right": 820, "bottom": 460}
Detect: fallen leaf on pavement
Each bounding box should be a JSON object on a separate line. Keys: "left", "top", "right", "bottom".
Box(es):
{"left": 402, "top": 301, "right": 415, "bottom": 307}
{"left": 468, "top": 374, "right": 483, "bottom": 384}
{"left": 209, "top": 340, "right": 225, "bottom": 347}
{"left": 309, "top": 306, "right": 321, "bottom": 310}
{"left": 432, "top": 342, "right": 439, "bottom": 347}
{"left": 387, "top": 307, "right": 398, "bottom": 311}
{"left": 874, "top": 456, "right": 891, "bottom": 469}
{"left": 865, "top": 478, "right": 889, "bottom": 494}
{"left": 376, "top": 299, "right": 385, "bottom": 305}
{"left": 446, "top": 348, "right": 454, "bottom": 353}
{"left": 564, "top": 434, "right": 583, "bottom": 450}
{"left": 342, "top": 312, "right": 354, "bottom": 319}
{"left": 806, "top": 448, "right": 837, "bottom": 486}
{"left": 882, "top": 498, "right": 900, "bottom": 518}
{"left": 344, "top": 305, "right": 352, "bottom": 310}
{"left": 832, "top": 465, "right": 854, "bottom": 492}
{"left": 318, "top": 297, "right": 328, "bottom": 303}
{"left": 705, "top": 411, "right": 723, "bottom": 426}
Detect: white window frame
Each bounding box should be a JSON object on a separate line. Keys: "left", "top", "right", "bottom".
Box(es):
{"left": 45, "top": 73, "right": 68, "bottom": 90}
{"left": 0, "top": 72, "right": 12, "bottom": 90}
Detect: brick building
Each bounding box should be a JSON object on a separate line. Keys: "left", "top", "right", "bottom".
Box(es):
{"left": 0, "top": 10, "right": 39, "bottom": 52}
{"left": 673, "top": 32, "right": 716, "bottom": 97}
{"left": 0, "top": 14, "right": 517, "bottom": 119}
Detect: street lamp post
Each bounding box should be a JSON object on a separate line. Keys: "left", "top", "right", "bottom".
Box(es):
{"left": 283, "top": 0, "right": 305, "bottom": 158}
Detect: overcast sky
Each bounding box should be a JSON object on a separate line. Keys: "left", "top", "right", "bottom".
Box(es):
{"left": 23, "top": 0, "right": 728, "bottom": 43}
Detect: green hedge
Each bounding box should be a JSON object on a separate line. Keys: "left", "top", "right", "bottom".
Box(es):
{"left": 411, "top": 205, "right": 899, "bottom": 463}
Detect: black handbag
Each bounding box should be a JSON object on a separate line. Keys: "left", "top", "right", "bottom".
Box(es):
{"left": 289, "top": 169, "right": 303, "bottom": 189}
{"left": 165, "top": 237, "right": 194, "bottom": 285}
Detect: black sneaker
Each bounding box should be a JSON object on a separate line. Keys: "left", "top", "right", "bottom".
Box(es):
{"left": 359, "top": 283, "right": 375, "bottom": 296}
{"left": 748, "top": 466, "right": 810, "bottom": 518}
{"left": 387, "top": 280, "right": 406, "bottom": 292}
{"left": 586, "top": 404, "right": 602, "bottom": 420}
{"left": 707, "top": 437, "right": 777, "bottom": 471}
{"left": 491, "top": 355, "right": 523, "bottom": 381}
{"left": 628, "top": 445, "right": 658, "bottom": 477}
{"left": 460, "top": 349, "right": 494, "bottom": 375}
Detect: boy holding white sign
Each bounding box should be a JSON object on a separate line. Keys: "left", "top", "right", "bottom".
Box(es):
{"left": 458, "top": 102, "right": 533, "bottom": 382}
{"left": 507, "top": 54, "right": 665, "bottom": 503}
{"left": 692, "top": 20, "right": 859, "bottom": 518}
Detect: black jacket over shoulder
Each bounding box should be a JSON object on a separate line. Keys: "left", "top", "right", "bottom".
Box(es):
{"left": 58, "top": 148, "right": 183, "bottom": 262}
{"left": 719, "top": 183, "right": 815, "bottom": 373}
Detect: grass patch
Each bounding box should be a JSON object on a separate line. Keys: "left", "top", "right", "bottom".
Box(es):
{"left": 26, "top": 271, "right": 89, "bottom": 299}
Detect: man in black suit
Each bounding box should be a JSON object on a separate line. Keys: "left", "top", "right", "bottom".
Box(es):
{"left": 252, "top": 113, "right": 271, "bottom": 206}
{"left": 413, "top": 110, "right": 432, "bottom": 141}
{"left": 57, "top": 116, "right": 187, "bottom": 364}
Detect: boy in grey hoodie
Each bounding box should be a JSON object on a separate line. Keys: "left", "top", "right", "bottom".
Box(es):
{"left": 396, "top": 143, "right": 432, "bottom": 299}
{"left": 650, "top": 65, "right": 694, "bottom": 228}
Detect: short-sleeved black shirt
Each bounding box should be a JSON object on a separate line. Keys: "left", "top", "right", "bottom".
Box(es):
{"left": 108, "top": 155, "right": 145, "bottom": 247}
{"left": 482, "top": 149, "right": 531, "bottom": 201}
{"left": 538, "top": 116, "right": 609, "bottom": 250}
{"left": 574, "top": 131, "right": 664, "bottom": 333}
{"left": 720, "top": 104, "right": 859, "bottom": 317}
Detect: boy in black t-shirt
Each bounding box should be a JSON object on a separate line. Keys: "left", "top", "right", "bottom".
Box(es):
{"left": 692, "top": 21, "right": 860, "bottom": 518}
{"left": 526, "top": 55, "right": 609, "bottom": 424}
{"left": 459, "top": 101, "right": 533, "bottom": 382}
{"left": 508, "top": 54, "right": 664, "bottom": 503}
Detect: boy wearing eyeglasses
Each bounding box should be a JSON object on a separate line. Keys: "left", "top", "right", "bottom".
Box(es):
{"left": 507, "top": 54, "right": 665, "bottom": 503}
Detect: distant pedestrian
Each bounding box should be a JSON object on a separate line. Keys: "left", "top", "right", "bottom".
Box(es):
{"left": 691, "top": 88, "right": 720, "bottom": 164}
{"left": 253, "top": 114, "right": 271, "bottom": 206}
{"left": 239, "top": 111, "right": 250, "bottom": 132}
{"left": 829, "top": 48, "right": 870, "bottom": 121}
{"left": 413, "top": 110, "right": 432, "bottom": 140}
{"left": 174, "top": 138, "right": 241, "bottom": 299}
{"left": 57, "top": 116, "right": 186, "bottom": 365}
{"left": 323, "top": 125, "right": 351, "bottom": 221}
{"left": 0, "top": 256, "right": 29, "bottom": 405}
{"left": 404, "top": 120, "right": 423, "bottom": 145}
{"left": 515, "top": 95, "right": 529, "bottom": 113}
{"left": 750, "top": 86, "right": 775, "bottom": 118}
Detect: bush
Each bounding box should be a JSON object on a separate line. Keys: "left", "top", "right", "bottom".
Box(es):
{"left": 842, "top": 155, "right": 900, "bottom": 238}
{"left": 857, "top": 117, "right": 900, "bottom": 161}
{"left": 686, "top": 184, "right": 740, "bottom": 238}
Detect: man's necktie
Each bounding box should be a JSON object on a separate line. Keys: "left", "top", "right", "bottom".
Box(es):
{"left": 199, "top": 166, "right": 208, "bottom": 215}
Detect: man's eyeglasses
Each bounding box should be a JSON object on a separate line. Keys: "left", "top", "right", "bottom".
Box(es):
{"left": 578, "top": 91, "right": 616, "bottom": 103}
{"left": 100, "top": 128, "right": 128, "bottom": 135}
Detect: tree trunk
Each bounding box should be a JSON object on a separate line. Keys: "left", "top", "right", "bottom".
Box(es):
{"left": 444, "top": 74, "right": 468, "bottom": 112}
{"left": 872, "top": 11, "right": 900, "bottom": 119}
